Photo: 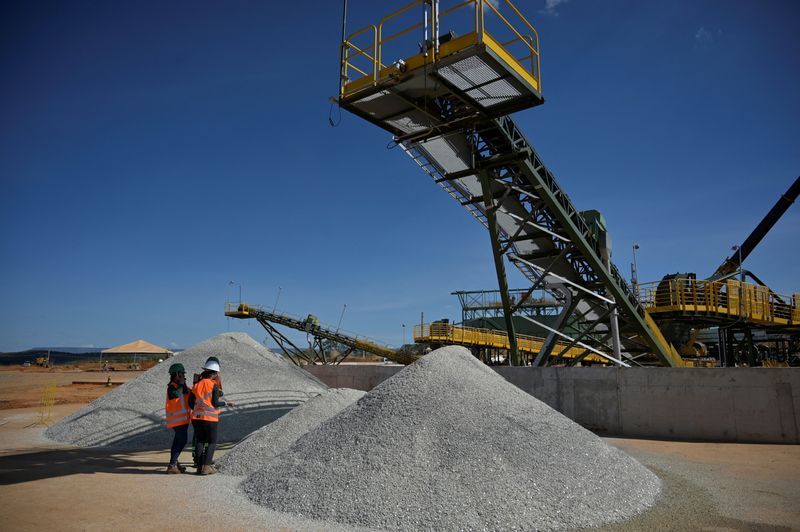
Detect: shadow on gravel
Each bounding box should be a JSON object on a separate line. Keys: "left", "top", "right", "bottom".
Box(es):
{"left": 48, "top": 402, "right": 298, "bottom": 451}
{"left": 0, "top": 448, "right": 165, "bottom": 485}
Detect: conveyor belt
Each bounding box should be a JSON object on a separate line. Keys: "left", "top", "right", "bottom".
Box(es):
{"left": 402, "top": 117, "right": 684, "bottom": 366}
{"left": 225, "top": 303, "right": 416, "bottom": 364}
{"left": 338, "top": 0, "right": 683, "bottom": 366}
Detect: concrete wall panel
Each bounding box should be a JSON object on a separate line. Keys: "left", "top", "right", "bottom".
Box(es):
{"left": 305, "top": 365, "right": 800, "bottom": 443}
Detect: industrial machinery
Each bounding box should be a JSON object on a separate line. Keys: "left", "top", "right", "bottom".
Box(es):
{"left": 337, "top": 0, "right": 684, "bottom": 367}
{"left": 641, "top": 176, "right": 800, "bottom": 366}
{"left": 224, "top": 301, "right": 609, "bottom": 366}
{"left": 225, "top": 303, "right": 413, "bottom": 365}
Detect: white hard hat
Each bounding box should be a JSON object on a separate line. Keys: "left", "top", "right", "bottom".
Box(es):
{"left": 203, "top": 359, "right": 220, "bottom": 372}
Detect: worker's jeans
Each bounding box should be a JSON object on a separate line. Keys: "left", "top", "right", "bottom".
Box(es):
{"left": 192, "top": 419, "right": 218, "bottom": 466}
{"left": 169, "top": 424, "right": 189, "bottom": 466}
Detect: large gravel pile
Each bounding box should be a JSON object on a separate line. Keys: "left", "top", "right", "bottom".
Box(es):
{"left": 45, "top": 332, "right": 327, "bottom": 450}
{"left": 243, "top": 346, "right": 661, "bottom": 530}
{"left": 218, "top": 388, "right": 365, "bottom": 476}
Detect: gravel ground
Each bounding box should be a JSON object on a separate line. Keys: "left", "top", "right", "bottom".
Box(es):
{"left": 45, "top": 332, "right": 327, "bottom": 450}
{"left": 242, "top": 346, "right": 662, "bottom": 531}
{"left": 218, "top": 387, "right": 365, "bottom": 476}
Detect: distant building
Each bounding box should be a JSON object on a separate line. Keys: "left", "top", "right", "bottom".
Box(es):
{"left": 101, "top": 339, "right": 173, "bottom": 364}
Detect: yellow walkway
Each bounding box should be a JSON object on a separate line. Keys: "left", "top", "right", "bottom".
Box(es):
{"left": 414, "top": 323, "right": 608, "bottom": 363}
{"left": 640, "top": 278, "right": 800, "bottom": 328}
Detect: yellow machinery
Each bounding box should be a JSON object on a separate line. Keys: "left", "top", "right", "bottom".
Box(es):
{"left": 414, "top": 322, "right": 609, "bottom": 364}
{"left": 641, "top": 176, "right": 800, "bottom": 366}
{"left": 225, "top": 302, "right": 612, "bottom": 365}
{"left": 640, "top": 278, "right": 800, "bottom": 329}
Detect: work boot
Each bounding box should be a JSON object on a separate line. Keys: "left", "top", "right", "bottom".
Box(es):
{"left": 165, "top": 465, "right": 182, "bottom": 474}
{"left": 176, "top": 462, "right": 187, "bottom": 473}
{"left": 199, "top": 464, "right": 217, "bottom": 476}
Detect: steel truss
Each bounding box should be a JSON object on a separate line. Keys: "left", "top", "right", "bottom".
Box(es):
{"left": 257, "top": 318, "right": 357, "bottom": 366}
{"left": 402, "top": 114, "right": 683, "bottom": 367}
{"left": 225, "top": 303, "right": 416, "bottom": 365}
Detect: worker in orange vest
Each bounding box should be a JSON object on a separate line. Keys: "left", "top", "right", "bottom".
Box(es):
{"left": 189, "top": 357, "right": 232, "bottom": 475}
{"left": 164, "top": 363, "right": 191, "bottom": 474}
{"left": 190, "top": 357, "right": 225, "bottom": 469}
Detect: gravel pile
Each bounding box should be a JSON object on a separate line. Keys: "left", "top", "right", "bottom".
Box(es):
{"left": 218, "top": 388, "right": 365, "bottom": 476}
{"left": 242, "top": 346, "right": 661, "bottom": 530}
{"left": 45, "top": 332, "right": 327, "bottom": 450}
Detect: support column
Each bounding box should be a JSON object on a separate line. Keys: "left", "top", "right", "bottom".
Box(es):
{"left": 533, "top": 286, "right": 573, "bottom": 366}
{"left": 479, "top": 169, "right": 521, "bottom": 365}
{"left": 603, "top": 254, "right": 623, "bottom": 364}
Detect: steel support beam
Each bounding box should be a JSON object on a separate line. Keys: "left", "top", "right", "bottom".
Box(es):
{"left": 479, "top": 168, "right": 521, "bottom": 365}
{"left": 534, "top": 286, "right": 575, "bottom": 366}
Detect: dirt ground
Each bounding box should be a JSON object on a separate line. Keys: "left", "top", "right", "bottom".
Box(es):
{"left": 0, "top": 366, "right": 798, "bottom": 531}
{"left": 0, "top": 364, "right": 141, "bottom": 410}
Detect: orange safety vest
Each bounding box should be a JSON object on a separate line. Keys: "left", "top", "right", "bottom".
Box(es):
{"left": 191, "top": 378, "right": 220, "bottom": 422}
{"left": 164, "top": 382, "right": 191, "bottom": 428}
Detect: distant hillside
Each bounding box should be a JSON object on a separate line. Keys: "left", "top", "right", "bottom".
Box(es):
{"left": 0, "top": 347, "right": 187, "bottom": 366}
{"left": 0, "top": 347, "right": 107, "bottom": 365}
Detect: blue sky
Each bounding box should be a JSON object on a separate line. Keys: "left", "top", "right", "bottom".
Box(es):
{"left": 1, "top": 0, "right": 798, "bottom": 351}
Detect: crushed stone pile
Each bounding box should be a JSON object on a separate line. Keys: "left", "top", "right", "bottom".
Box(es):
{"left": 218, "top": 387, "right": 365, "bottom": 476}
{"left": 45, "top": 332, "right": 327, "bottom": 450}
{"left": 242, "top": 346, "right": 661, "bottom": 531}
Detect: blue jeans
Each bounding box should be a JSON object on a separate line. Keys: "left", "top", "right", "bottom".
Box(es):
{"left": 169, "top": 424, "right": 189, "bottom": 466}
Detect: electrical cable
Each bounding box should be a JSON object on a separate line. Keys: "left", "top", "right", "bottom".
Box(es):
{"left": 330, "top": 0, "right": 348, "bottom": 128}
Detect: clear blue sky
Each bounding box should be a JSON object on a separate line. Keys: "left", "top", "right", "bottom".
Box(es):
{"left": 1, "top": 1, "right": 798, "bottom": 351}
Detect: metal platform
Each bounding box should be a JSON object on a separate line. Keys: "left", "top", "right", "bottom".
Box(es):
{"left": 339, "top": 0, "right": 543, "bottom": 141}
{"left": 414, "top": 322, "right": 608, "bottom": 364}
{"left": 641, "top": 278, "right": 800, "bottom": 330}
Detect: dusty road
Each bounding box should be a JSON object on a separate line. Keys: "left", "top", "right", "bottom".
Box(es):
{"left": 0, "top": 367, "right": 798, "bottom": 531}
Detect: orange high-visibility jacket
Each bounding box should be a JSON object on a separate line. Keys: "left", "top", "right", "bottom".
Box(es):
{"left": 164, "top": 382, "right": 191, "bottom": 428}
{"left": 191, "top": 378, "right": 220, "bottom": 422}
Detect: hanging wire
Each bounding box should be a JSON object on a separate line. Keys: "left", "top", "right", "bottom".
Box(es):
{"left": 328, "top": 100, "right": 342, "bottom": 127}
{"left": 329, "top": 0, "right": 348, "bottom": 128}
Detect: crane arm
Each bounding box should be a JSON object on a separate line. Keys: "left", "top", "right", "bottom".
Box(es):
{"left": 712, "top": 176, "right": 800, "bottom": 278}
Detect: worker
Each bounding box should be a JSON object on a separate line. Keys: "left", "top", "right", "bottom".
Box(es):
{"left": 189, "top": 357, "right": 233, "bottom": 475}
{"left": 164, "top": 362, "right": 191, "bottom": 474}
{"left": 190, "top": 356, "right": 224, "bottom": 469}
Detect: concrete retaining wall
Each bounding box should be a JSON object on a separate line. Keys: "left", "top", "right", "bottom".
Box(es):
{"left": 305, "top": 365, "right": 800, "bottom": 444}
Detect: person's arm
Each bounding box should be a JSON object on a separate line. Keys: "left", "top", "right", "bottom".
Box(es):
{"left": 211, "top": 383, "right": 226, "bottom": 407}
{"left": 167, "top": 384, "right": 182, "bottom": 399}
{"left": 188, "top": 390, "right": 196, "bottom": 409}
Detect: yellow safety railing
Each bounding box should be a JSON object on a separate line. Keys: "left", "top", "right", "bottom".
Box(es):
{"left": 340, "top": 0, "right": 541, "bottom": 98}
{"left": 639, "top": 278, "right": 800, "bottom": 326}
{"left": 414, "top": 322, "right": 608, "bottom": 363}
{"left": 340, "top": 25, "right": 380, "bottom": 87}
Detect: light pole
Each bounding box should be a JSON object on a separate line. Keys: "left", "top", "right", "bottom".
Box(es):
{"left": 732, "top": 245, "right": 745, "bottom": 317}
{"left": 402, "top": 323, "right": 406, "bottom": 346}
{"left": 229, "top": 281, "right": 241, "bottom": 304}
{"left": 336, "top": 304, "right": 347, "bottom": 333}
{"left": 631, "top": 243, "right": 640, "bottom": 298}
{"left": 272, "top": 286, "right": 282, "bottom": 313}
